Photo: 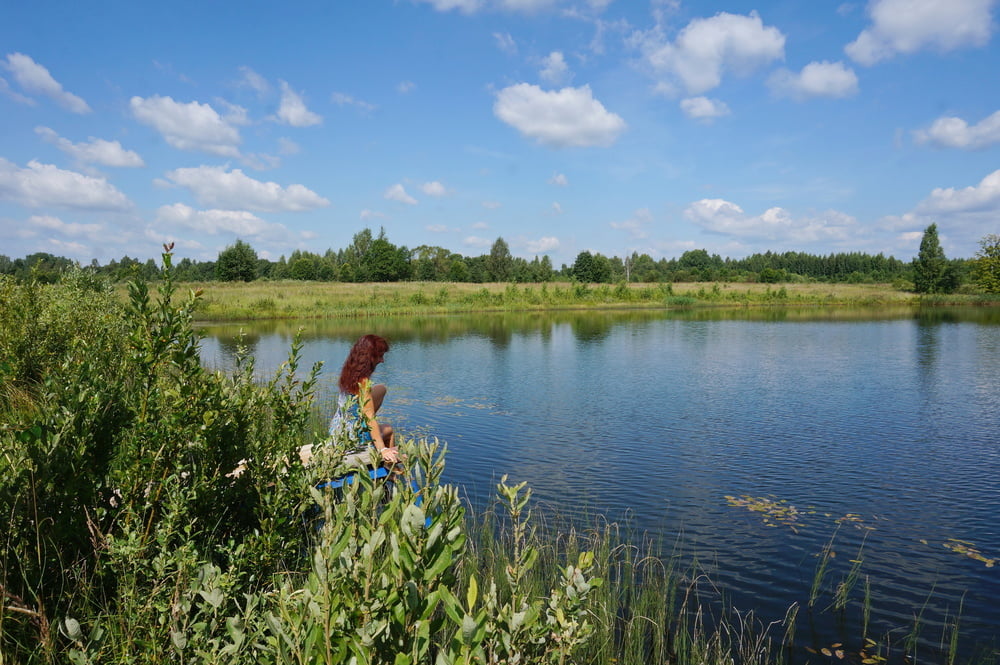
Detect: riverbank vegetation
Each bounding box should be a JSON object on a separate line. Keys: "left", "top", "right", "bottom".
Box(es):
{"left": 3, "top": 251, "right": 996, "bottom": 663}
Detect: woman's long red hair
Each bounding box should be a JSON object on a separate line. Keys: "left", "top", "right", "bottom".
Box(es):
{"left": 339, "top": 334, "right": 389, "bottom": 394}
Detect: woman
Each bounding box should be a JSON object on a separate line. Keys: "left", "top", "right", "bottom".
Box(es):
{"left": 327, "top": 334, "right": 399, "bottom": 465}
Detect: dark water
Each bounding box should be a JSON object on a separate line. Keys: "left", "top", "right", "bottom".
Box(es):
{"left": 199, "top": 307, "right": 1000, "bottom": 660}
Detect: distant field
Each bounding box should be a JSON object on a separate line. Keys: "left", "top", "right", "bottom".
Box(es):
{"left": 145, "top": 280, "right": 931, "bottom": 322}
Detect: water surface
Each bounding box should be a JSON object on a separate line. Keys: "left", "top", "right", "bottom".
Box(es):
{"left": 199, "top": 306, "right": 1000, "bottom": 659}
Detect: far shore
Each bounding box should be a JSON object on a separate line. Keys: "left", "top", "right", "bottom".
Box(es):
{"left": 122, "top": 280, "right": 997, "bottom": 322}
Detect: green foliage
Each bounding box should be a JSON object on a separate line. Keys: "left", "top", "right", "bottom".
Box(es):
{"left": 486, "top": 237, "right": 513, "bottom": 282}
{"left": 972, "top": 233, "right": 1000, "bottom": 294}
{"left": 1, "top": 248, "right": 609, "bottom": 664}
{"left": 913, "top": 224, "right": 959, "bottom": 294}
{"left": 216, "top": 239, "right": 259, "bottom": 282}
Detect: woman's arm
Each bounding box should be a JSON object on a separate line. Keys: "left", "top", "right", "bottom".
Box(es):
{"left": 359, "top": 379, "right": 398, "bottom": 463}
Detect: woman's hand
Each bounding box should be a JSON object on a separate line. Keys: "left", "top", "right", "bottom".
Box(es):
{"left": 380, "top": 446, "right": 400, "bottom": 463}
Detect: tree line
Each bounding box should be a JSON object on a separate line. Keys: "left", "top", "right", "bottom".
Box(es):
{"left": 3, "top": 224, "right": 999, "bottom": 293}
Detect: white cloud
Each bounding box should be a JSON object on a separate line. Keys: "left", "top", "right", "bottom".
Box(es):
{"left": 384, "top": 183, "right": 418, "bottom": 205}
{"left": 539, "top": 51, "right": 571, "bottom": 85}
{"left": 421, "top": 181, "right": 448, "bottom": 196}
{"left": 679, "top": 96, "right": 731, "bottom": 121}
{"left": 914, "top": 169, "right": 1000, "bottom": 215}
{"left": 164, "top": 165, "right": 330, "bottom": 212}
{"left": 275, "top": 80, "right": 322, "bottom": 127}
{"left": 482, "top": 201, "right": 502, "bottom": 209}
{"left": 525, "top": 236, "right": 560, "bottom": 253}
{"left": 684, "top": 198, "right": 858, "bottom": 243}
{"left": 846, "top": 0, "right": 995, "bottom": 65}
{"left": 155, "top": 203, "right": 289, "bottom": 238}
{"left": 131, "top": 95, "right": 242, "bottom": 157}
{"left": 0, "top": 158, "right": 131, "bottom": 210}
{"left": 768, "top": 61, "right": 859, "bottom": 100}
{"left": 237, "top": 65, "right": 270, "bottom": 97}
{"left": 397, "top": 80, "right": 416, "bottom": 94}
{"left": 217, "top": 99, "right": 251, "bottom": 126}
{"left": 2, "top": 52, "right": 90, "bottom": 113}
{"left": 35, "top": 126, "right": 145, "bottom": 167}
{"left": 332, "top": 92, "right": 377, "bottom": 112}
{"left": 494, "top": 83, "right": 626, "bottom": 148}
{"left": 494, "top": 32, "right": 518, "bottom": 54}
{"left": 914, "top": 110, "right": 1000, "bottom": 149}
{"left": 0, "top": 76, "right": 35, "bottom": 105}
{"left": 631, "top": 11, "right": 785, "bottom": 94}
{"left": 471, "top": 221, "right": 491, "bottom": 229}
{"left": 551, "top": 202, "right": 564, "bottom": 214}
{"left": 548, "top": 172, "right": 569, "bottom": 186}
{"left": 28, "top": 214, "right": 103, "bottom": 237}
{"left": 360, "top": 208, "right": 387, "bottom": 220}
{"left": 610, "top": 208, "right": 653, "bottom": 238}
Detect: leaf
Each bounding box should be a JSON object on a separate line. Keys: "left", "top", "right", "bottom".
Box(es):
{"left": 821, "top": 648, "right": 832, "bottom": 656}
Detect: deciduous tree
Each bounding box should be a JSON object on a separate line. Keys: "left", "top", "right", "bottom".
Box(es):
{"left": 972, "top": 233, "right": 1000, "bottom": 293}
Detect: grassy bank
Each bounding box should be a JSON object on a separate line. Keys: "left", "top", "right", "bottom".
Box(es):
{"left": 154, "top": 280, "right": 945, "bottom": 322}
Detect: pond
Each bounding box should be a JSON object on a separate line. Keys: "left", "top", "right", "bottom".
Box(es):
{"left": 198, "top": 306, "right": 1000, "bottom": 661}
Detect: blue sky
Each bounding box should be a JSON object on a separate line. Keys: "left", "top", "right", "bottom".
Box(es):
{"left": 1, "top": 0, "right": 998, "bottom": 268}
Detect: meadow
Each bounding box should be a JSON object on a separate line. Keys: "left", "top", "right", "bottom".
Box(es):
{"left": 157, "top": 279, "right": 942, "bottom": 322}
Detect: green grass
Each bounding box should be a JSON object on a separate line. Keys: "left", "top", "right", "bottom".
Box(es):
{"left": 113, "top": 280, "right": 940, "bottom": 322}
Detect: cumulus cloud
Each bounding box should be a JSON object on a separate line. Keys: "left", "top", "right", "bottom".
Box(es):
{"left": 421, "top": 181, "right": 448, "bottom": 196}
{"left": 914, "top": 169, "right": 1000, "bottom": 215}
{"left": 131, "top": 95, "right": 242, "bottom": 157}
{"left": 155, "top": 203, "right": 289, "bottom": 238}
{"left": 768, "top": 61, "right": 859, "bottom": 100}
{"left": 360, "top": 208, "right": 387, "bottom": 220}
{"left": 482, "top": 201, "right": 502, "bottom": 209}
{"left": 914, "top": 110, "right": 1000, "bottom": 149}
{"left": 2, "top": 53, "right": 90, "bottom": 113}
{"left": 680, "top": 96, "right": 731, "bottom": 120}
{"left": 164, "top": 165, "right": 330, "bottom": 212}
{"left": 525, "top": 236, "right": 560, "bottom": 253}
{"left": 610, "top": 207, "right": 653, "bottom": 238}
{"left": 275, "top": 81, "right": 322, "bottom": 127}
{"left": 384, "top": 183, "right": 418, "bottom": 205}
{"left": 0, "top": 158, "right": 131, "bottom": 210}
{"left": 397, "top": 80, "right": 416, "bottom": 94}
{"left": 548, "top": 172, "right": 569, "bottom": 186}
{"left": 35, "top": 126, "right": 144, "bottom": 167}
{"left": 684, "top": 198, "right": 858, "bottom": 243}
{"left": 631, "top": 11, "right": 785, "bottom": 94}
{"left": 539, "top": 51, "right": 571, "bottom": 85}
{"left": 494, "top": 83, "right": 626, "bottom": 148}
{"left": 551, "top": 202, "right": 564, "bottom": 214}
{"left": 846, "top": 0, "right": 996, "bottom": 65}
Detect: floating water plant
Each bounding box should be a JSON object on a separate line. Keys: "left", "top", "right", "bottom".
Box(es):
{"left": 943, "top": 539, "right": 996, "bottom": 567}
{"left": 834, "top": 512, "right": 876, "bottom": 531}
{"left": 724, "top": 494, "right": 803, "bottom": 533}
